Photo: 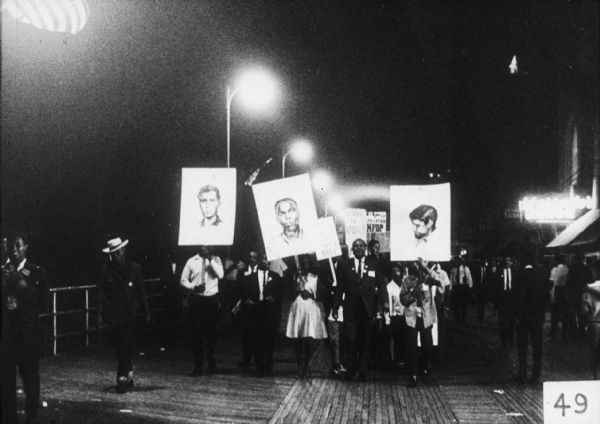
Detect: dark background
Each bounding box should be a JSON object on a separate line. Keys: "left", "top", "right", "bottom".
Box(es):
{"left": 2, "top": 0, "right": 598, "bottom": 283}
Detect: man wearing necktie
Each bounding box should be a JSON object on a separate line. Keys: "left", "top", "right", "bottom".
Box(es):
{"left": 332, "top": 239, "right": 386, "bottom": 381}
{"left": 496, "top": 257, "right": 516, "bottom": 349}
{"left": 239, "top": 253, "right": 283, "bottom": 376}
{"left": 236, "top": 251, "right": 259, "bottom": 369}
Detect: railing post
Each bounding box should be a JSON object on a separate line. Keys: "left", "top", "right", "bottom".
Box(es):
{"left": 85, "top": 288, "right": 89, "bottom": 347}
{"left": 53, "top": 291, "right": 57, "bottom": 356}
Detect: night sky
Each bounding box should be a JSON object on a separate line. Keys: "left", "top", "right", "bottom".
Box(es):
{"left": 1, "top": 0, "right": 598, "bottom": 282}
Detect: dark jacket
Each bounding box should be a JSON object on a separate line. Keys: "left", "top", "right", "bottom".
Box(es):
{"left": 333, "top": 256, "right": 386, "bottom": 319}
{"left": 2, "top": 260, "right": 49, "bottom": 340}
{"left": 513, "top": 265, "right": 552, "bottom": 324}
{"left": 239, "top": 269, "right": 283, "bottom": 330}
{"left": 99, "top": 260, "right": 146, "bottom": 326}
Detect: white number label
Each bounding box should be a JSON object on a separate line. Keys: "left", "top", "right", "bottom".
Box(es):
{"left": 544, "top": 381, "right": 600, "bottom": 424}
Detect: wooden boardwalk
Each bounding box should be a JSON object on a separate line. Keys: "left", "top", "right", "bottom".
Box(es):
{"left": 21, "top": 309, "right": 592, "bottom": 423}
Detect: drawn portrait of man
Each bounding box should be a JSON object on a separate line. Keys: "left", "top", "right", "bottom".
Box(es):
{"left": 178, "top": 168, "right": 236, "bottom": 246}
{"left": 409, "top": 204, "right": 440, "bottom": 260}
{"left": 197, "top": 185, "right": 223, "bottom": 228}
{"left": 390, "top": 183, "right": 450, "bottom": 262}
{"left": 252, "top": 174, "right": 319, "bottom": 261}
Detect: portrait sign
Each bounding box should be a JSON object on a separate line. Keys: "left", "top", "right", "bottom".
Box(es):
{"left": 252, "top": 174, "right": 319, "bottom": 261}
{"left": 178, "top": 168, "right": 236, "bottom": 246}
{"left": 390, "top": 183, "right": 451, "bottom": 261}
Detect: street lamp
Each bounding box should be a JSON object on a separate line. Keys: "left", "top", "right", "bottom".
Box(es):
{"left": 226, "top": 68, "right": 278, "bottom": 167}
{"left": 282, "top": 139, "right": 313, "bottom": 178}
{"left": 326, "top": 193, "right": 346, "bottom": 217}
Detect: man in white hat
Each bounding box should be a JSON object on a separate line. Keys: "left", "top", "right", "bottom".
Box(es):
{"left": 98, "top": 237, "right": 151, "bottom": 394}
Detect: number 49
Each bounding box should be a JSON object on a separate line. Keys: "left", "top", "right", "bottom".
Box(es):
{"left": 554, "top": 393, "right": 588, "bottom": 417}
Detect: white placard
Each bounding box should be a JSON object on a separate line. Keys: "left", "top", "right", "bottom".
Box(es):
{"left": 367, "top": 211, "right": 387, "bottom": 233}
{"left": 342, "top": 208, "right": 367, "bottom": 255}
{"left": 543, "top": 381, "right": 600, "bottom": 424}
{"left": 178, "top": 168, "right": 236, "bottom": 246}
{"left": 314, "top": 216, "right": 342, "bottom": 260}
{"left": 252, "top": 174, "right": 319, "bottom": 261}
{"left": 390, "top": 183, "right": 451, "bottom": 261}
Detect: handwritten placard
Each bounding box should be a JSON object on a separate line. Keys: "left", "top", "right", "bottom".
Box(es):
{"left": 314, "top": 216, "right": 342, "bottom": 260}
{"left": 543, "top": 381, "right": 600, "bottom": 424}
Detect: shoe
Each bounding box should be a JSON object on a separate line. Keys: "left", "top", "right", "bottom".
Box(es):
{"left": 338, "top": 364, "right": 348, "bottom": 373}
{"left": 408, "top": 375, "right": 418, "bottom": 387}
{"left": 189, "top": 368, "right": 203, "bottom": 377}
{"left": 116, "top": 377, "right": 128, "bottom": 394}
{"left": 357, "top": 372, "right": 367, "bottom": 382}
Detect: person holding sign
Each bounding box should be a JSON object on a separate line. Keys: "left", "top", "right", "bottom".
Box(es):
{"left": 332, "top": 239, "right": 386, "bottom": 382}
{"left": 285, "top": 255, "right": 328, "bottom": 379}
{"left": 400, "top": 259, "right": 443, "bottom": 387}
{"left": 513, "top": 253, "right": 552, "bottom": 384}
{"left": 180, "top": 246, "right": 224, "bottom": 376}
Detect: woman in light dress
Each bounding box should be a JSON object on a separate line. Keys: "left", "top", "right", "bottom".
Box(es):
{"left": 286, "top": 255, "right": 328, "bottom": 378}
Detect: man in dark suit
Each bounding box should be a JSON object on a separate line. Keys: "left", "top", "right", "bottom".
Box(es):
{"left": 332, "top": 238, "right": 386, "bottom": 381}
{"left": 239, "top": 253, "right": 283, "bottom": 376}
{"left": 1, "top": 234, "right": 49, "bottom": 424}
{"left": 495, "top": 257, "right": 517, "bottom": 349}
{"left": 513, "top": 253, "right": 552, "bottom": 384}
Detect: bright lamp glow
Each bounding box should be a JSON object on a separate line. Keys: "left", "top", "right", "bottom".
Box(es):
{"left": 234, "top": 68, "right": 278, "bottom": 111}
{"left": 312, "top": 170, "right": 333, "bottom": 192}
{"left": 327, "top": 193, "right": 346, "bottom": 215}
{"left": 289, "top": 139, "right": 313, "bottom": 163}
{"left": 3, "top": 0, "right": 90, "bottom": 35}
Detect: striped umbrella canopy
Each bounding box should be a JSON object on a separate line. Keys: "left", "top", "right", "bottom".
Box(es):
{"left": 3, "top": 0, "right": 90, "bottom": 35}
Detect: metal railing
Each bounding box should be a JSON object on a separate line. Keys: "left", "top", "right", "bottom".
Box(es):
{"left": 41, "top": 278, "right": 163, "bottom": 355}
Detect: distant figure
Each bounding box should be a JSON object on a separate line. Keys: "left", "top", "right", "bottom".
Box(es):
{"left": 385, "top": 263, "right": 406, "bottom": 366}
{"left": 240, "top": 253, "right": 283, "bottom": 376}
{"left": 98, "top": 237, "right": 151, "bottom": 394}
{"left": 581, "top": 261, "right": 600, "bottom": 380}
{"left": 180, "top": 245, "right": 224, "bottom": 376}
{"left": 286, "top": 255, "right": 328, "bottom": 379}
{"left": 333, "top": 238, "right": 386, "bottom": 382}
{"left": 449, "top": 256, "right": 473, "bottom": 325}
{"left": 1, "top": 234, "right": 49, "bottom": 424}
{"left": 237, "top": 250, "right": 260, "bottom": 370}
{"left": 495, "top": 257, "right": 517, "bottom": 349}
{"left": 549, "top": 254, "right": 569, "bottom": 338}
{"left": 513, "top": 254, "right": 552, "bottom": 384}
{"left": 566, "top": 254, "right": 592, "bottom": 337}
{"left": 197, "top": 185, "right": 223, "bottom": 228}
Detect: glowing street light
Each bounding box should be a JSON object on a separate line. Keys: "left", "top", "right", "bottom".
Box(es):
{"left": 326, "top": 193, "right": 346, "bottom": 216}
{"left": 282, "top": 139, "right": 313, "bottom": 178}
{"left": 226, "top": 67, "right": 278, "bottom": 167}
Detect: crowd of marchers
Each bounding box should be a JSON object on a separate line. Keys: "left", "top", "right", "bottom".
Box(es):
{"left": 2, "top": 233, "right": 600, "bottom": 424}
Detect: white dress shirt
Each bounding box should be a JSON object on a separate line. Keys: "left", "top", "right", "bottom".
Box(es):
{"left": 180, "top": 254, "right": 224, "bottom": 297}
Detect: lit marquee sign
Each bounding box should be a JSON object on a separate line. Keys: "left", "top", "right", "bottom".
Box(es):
{"left": 519, "top": 194, "right": 594, "bottom": 222}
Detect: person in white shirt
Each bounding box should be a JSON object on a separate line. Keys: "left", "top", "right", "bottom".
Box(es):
{"left": 385, "top": 263, "right": 406, "bottom": 365}
{"left": 180, "top": 246, "right": 224, "bottom": 376}
{"left": 549, "top": 254, "right": 569, "bottom": 338}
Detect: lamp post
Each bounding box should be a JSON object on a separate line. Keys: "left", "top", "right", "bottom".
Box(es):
{"left": 282, "top": 139, "right": 313, "bottom": 178}
{"left": 226, "top": 68, "right": 277, "bottom": 168}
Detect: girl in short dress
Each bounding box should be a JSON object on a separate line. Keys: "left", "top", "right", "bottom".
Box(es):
{"left": 286, "top": 255, "right": 328, "bottom": 378}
